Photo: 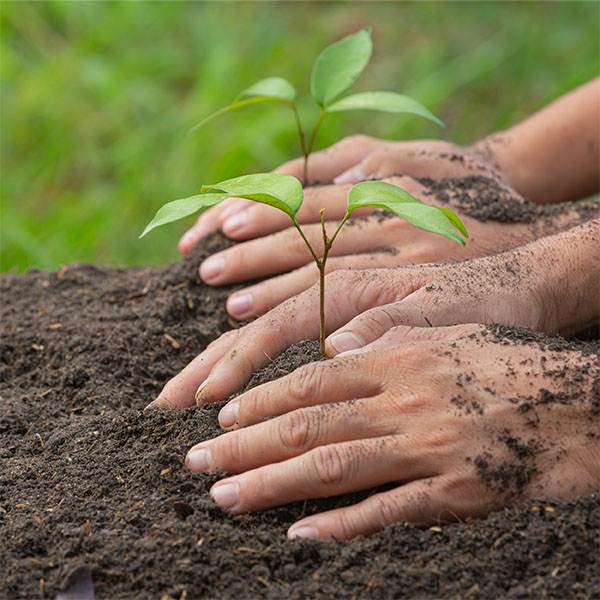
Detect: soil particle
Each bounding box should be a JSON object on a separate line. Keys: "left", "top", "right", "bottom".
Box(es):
{"left": 1, "top": 238, "right": 599, "bottom": 599}
{"left": 237, "top": 339, "right": 325, "bottom": 396}
{"left": 415, "top": 175, "right": 599, "bottom": 223}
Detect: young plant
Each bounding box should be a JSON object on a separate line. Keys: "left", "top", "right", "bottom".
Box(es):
{"left": 188, "top": 29, "right": 444, "bottom": 186}
{"left": 140, "top": 174, "right": 468, "bottom": 356}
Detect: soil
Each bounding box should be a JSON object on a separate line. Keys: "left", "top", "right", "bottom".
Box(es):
{"left": 1, "top": 235, "right": 599, "bottom": 599}
{"left": 414, "top": 175, "right": 600, "bottom": 224}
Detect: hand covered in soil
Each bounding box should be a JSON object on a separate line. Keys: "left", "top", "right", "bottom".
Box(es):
{"left": 184, "top": 325, "right": 600, "bottom": 540}
{"left": 190, "top": 173, "right": 588, "bottom": 321}
{"left": 178, "top": 135, "right": 507, "bottom": 254}
{"left": 150, "top": 219, "right": 599, "bottom": 411}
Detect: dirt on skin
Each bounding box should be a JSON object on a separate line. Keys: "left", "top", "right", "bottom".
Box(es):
{"left": 1, "top": 232, "right": 600, "bottom": 599}
{"left": 415, "top": 175, "right": 600, "bottom": 224}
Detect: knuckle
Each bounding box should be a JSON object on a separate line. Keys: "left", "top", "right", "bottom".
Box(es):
{"left": 370, "top": 494, "right": 399, "bottom": 530}
{"left": 339, "top": 134, "right": 374, "bottom": 148}
{"left": 276, "top": 408, "right": 317, "bottom": 452}
{"left": 360, "top": 305, "right": 400, "bottom": 333}
{"left": 420, "top": 425, "right": 460, "bottom": 450}
{"left": 218, "top": 431, "right": 244, "bottom": 469}
{"left": 287, "top": 362, "right": 322, "bottom": 405}
{"left": 310, "top": 445, "right": 348, "bottom": 487}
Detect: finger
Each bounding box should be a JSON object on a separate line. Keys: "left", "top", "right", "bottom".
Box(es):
{"left": 335, "top": 324, "right": 483, "bottom": 357}
{"left": 216, "top": 353, "right": 382, "bottom": 429}
{"left": 327, "top": 287, "right": 476, "bottom": 355}
{"left": 334, "top": 145, "right": 487, "bottom": 185}
{"left": 200, "top": 213, "right": 408, "bottom": 287}
{"left": 189, "top": 391, "right": 388, "bottom": 474}
{"left": 225, "top": 253, "right": 407, "bottom": 320}
{"left": 204, "top": 434, "right": 439, "bottom": 514}
{"left": 218, "top": 182, "right": 373, "bottom": 241}
{"left": 325, "top": 298, "right": 428, "bottom": 355}
{"left": 146, "top": 329, "right": 240, "bottom": 410}
{"left": 273, "top": 135, "right": 381, "bottom": 184}
{"left": 287, "top": 475, "right": 486, "bottom": 540}
{"left": 178, "top": 197, "right": 252, "bottom": 254}
{"left": 197, "top": 268, "right": 407, "bottom": 404}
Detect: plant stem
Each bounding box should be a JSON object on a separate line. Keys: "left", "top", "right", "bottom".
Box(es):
{"left": 292, "top": 208, "right": 337, "bottom": 358}
{"left": 290, "top": 103, "right": 308, "bottom": 187}
{"left": 318, "top": 261, "right": 326, "bottom": 356}
{"left": 292, "top": 218, "right": 320, "bottom": 265}
{"left": 303, "top": 110, "right": 327, "bottom": 188}
{"left": 318, "top": 208, "right": 332, "bottom": 357}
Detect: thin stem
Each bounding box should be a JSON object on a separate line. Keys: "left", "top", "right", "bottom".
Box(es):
{"left": 329, "top": 211, "right": 351, "bottom": 246}
{"left": 290, "top": 102, "right": 307, "bottom": 160}
{"left": 303, "top": 110, "right": 327, "bottom": 188}
{"left": 319, "top": 262, "right": 326, "bottom": 356}
{"left": 292, "top": 218, "right": 320, "bottom": 266}
{"left": 318, "top": 209, "right": 331, "bottom": 356}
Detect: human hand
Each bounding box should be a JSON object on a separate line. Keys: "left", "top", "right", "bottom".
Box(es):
{"left": 183, "top": 325, "right": 599, "bottom": 539}
{"left": 197, "top": 172, "right": 577, "bottom": 320}
{"left": 178, "top": 135, "right": 502, "bottom": 253}
{"left": 151, "top": 242, "right": 556, "bottom": 410}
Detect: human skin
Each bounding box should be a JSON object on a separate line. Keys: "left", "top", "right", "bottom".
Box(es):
{"left": 182, "top": 325, "right": 599, "bottom": 540}
{"left": 180, "top": 77, "right": 599, "bottom": 248}
{"left": 149, "top": 218, "right": 599, "bottom": 411}
{"left": 177, "top": 79, "right": 599, "bottom": 318}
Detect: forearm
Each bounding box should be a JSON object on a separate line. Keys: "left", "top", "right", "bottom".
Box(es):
{"left": 531, "top": 218, "right": 600, "bottom": 334}
{"left": 471, "top": 78, "right": 600, "bottom": 205}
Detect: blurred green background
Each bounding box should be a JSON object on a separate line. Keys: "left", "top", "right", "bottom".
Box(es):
{"left": 1, "top": 1, "right": 598, "bottom": 272}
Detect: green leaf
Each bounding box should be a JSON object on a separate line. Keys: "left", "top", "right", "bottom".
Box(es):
{"left": 311, "top": 28, "right": 372, "bottom": 107}
{"left": 237, "top": 77, "right": 297, "bottom": 102}
{"left": 201, "top": 173, "right": 303, "bottom": 220}
{"left": 347, "top": 181, "right": 467, "bottom": 245}
{"left": 435, "top": 206, "right": 469, "bottom": 238}
{"left": 326, "top": 92, "right": 445, "bottom": 128}
{"left": 139, "top": 193, "right": 228, "bottom": 238}
{"left": 187, "top": 96, "right": 288, "bottom": 135}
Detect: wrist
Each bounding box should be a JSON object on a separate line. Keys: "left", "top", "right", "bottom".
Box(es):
{"left": 468, "top": 131, "right": 520, "bottom": 188}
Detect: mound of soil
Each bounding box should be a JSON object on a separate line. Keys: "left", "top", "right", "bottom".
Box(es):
{"left": 1, "top": 235, "right": 598, "bottom": 599}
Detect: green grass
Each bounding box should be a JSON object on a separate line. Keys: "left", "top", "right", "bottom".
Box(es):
{"left": 2, "top": 1, "right": 598, "bottom": 272}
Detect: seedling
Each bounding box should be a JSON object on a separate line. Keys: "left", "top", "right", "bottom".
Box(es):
{"left": 188, "top": 29, "right": 444, "bottom": 186}
{"left": 140, "top": 174, "right": 468, "bottom": 356}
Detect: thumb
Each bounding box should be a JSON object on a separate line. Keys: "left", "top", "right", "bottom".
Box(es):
{"left": 335, "top": 324, "right": 483, "bottom": 356}
{"left": 326, "top": 288, "right": 478, "bottom": 356}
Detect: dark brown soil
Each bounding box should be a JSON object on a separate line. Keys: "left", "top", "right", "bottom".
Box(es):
{"left": 415, "top": 175, "right": 600, "bottom": 224}
{"left": 1, "top": 236, "right": 599, "bottom": 599}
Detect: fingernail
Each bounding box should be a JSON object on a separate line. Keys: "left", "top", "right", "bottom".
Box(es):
{"left": 186, "top": 447, "right": 211, "bottom": 471}
{"left": 328, "top": 331, "right": 365, "bottom": 354}
{"left": 288, "top": 525, "right": 319, "bottom": 539}
{"left": 227, "top": 293, "right": 253, "bottom": 317}
{"left": 200, "top": 256, "right": 224, "bottom": 281}
{"left": 222, "top": 211, "right": 247, "bottom": 235}
{"left": 180, "top": 230, "right": 195, "bottom": 246}
{"left": 219, "top": 401, "right": 239, "bottom": 428}
{"left": 333, "top": 168, "right": 366, "bottom": 185}
{"left": 194, "top": 377, "right": 210, "bottom": 406}
{"left": 211, "top": 482, "right": 239, "bottom": 509}
{"left": 144, "top": 395, "right": 172, "bottom": 411}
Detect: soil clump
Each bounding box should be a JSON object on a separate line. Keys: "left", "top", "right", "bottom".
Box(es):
{"left": 1, "top": 236, "right": 599, "bottom": 599}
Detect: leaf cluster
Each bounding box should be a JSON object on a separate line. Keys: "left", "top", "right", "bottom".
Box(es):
{"left": 141, "top": 173, "right": 467, "bottom": 246}
{"left": 188, "top": 29, "right": 443, "bottom": 169}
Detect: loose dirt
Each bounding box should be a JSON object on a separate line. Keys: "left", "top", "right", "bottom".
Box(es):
{"left": 1, "top": 236, "right": 598, "bottom": 599}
